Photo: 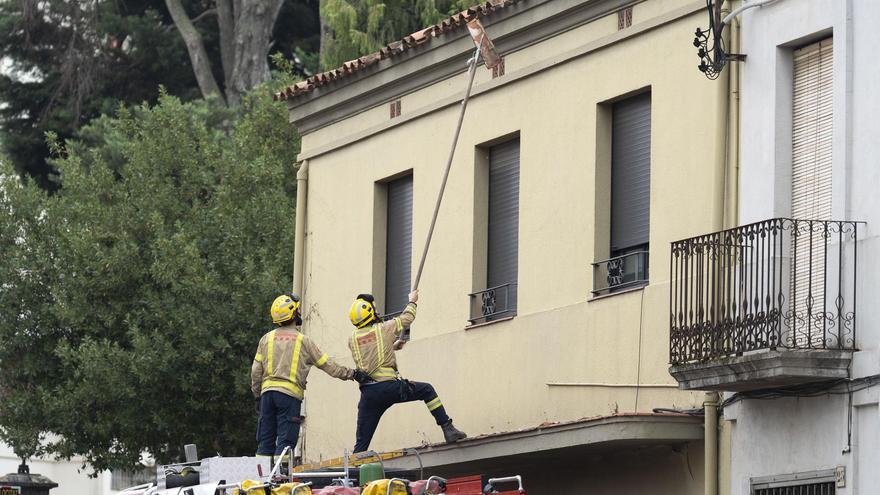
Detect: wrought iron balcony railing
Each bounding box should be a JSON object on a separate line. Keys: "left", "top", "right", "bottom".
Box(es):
{"left": 592, "top": 251, "right": 649, "bottom": 295}
{"left": 468, "top": 283, "right": 517, "bottom": 325}
{"left": 669, "top": 218, "right": 862, "bottom": 365}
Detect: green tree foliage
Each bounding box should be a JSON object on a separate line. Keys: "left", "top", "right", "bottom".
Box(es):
{"left": 0, "top": 0, "right": 319, "bottom": 189}
{"left": 0, "top": 155, "right": 57, "bottom": 462}
{"left": 0, "top": 81, "right": 300, "bottom": 471}
{"left": 0, "top": 0, "right": 201, "bottom": 190}
{"left": 320, "top": 0, "right": 474, "bottom": 69}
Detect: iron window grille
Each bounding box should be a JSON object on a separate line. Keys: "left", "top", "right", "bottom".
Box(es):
{"left": 592, "top": 251, "right": 649, "bottom": 295}
{"left": 468, "top": 283, "right": 517, "bottom": 325}
{"left": 751, "top": 469, "right": 837, "bottom": 495}
{"left": 754, "top": 482, "right": 834, "bottom": 495}
{"left": 669, "top": 218, "right": 862, "bottom": 365}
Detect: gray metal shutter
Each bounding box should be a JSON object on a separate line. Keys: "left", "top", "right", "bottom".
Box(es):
{"left": 611, "top": 92, "right": 651, "bottom": 254}
{"left": 487, "top": 138, "right": 520, "bottom": 311}
{"left": 385, "top": 175, "right": 413, "bottom": 314}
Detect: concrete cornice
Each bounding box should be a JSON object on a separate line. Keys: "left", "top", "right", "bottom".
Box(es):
{"left": 385, "top": 414, "right": 703, "bottom": 471}
{"left": 288, "top": 0, "right": 644, "bottom": 134}
{"left": 296, "top": 0, "right": 704, "bottom": 161}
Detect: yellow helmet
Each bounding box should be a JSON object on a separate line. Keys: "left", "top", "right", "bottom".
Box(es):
{"left": 271, "top": 293, "right": 301, "bottom": 325}
{"left": 349, "top": 294, "right": 376, "bottom": 328}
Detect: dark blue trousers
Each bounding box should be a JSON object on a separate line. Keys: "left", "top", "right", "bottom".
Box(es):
{"left": 256, "top": 391, "right": 303, "bottom": 457}
{"left": 354, "top": 380, "right": 450, "bottom": 453}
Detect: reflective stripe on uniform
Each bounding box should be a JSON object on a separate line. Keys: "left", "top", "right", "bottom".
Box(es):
{"left": 315, "top": 353, "right": 329, "bottom": 367}
{"left": 254, "top": 353, "right": 264, "bottom": 362}
{"left": 351, "top": 332, "right": 365, "bottom": 370}
{"left": 261, "top": 378, "right": 303, "bottom": 397}
{"left": 266, "top": 330, "right": 277, "bottom": 373}
{"left": 374, "top": 324, "right": 384, "bottom": 365}
{"left": 352, "top": 323, "right": 390, "bottom": 375}
{"left": 426, "top": 397, "right": 442, "bottom": 411}
{"left": 289, "top": 333, "right": 303, "bottom": 383}
{"left": 371, "top": 367, "right": 398, "bottom": 379}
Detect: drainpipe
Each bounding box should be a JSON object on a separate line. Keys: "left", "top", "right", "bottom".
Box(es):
{"left": 704, "top": 391, "right": 721, "bottom": 495}
{"left": 721, "top": 0, "right": 780, "bottom": 25}
{"left": 705, "top": 4, "right": 736, "bottom": 493}
{"left": 292, "top": 159, "right": 309, "bottom": 462}
{"left": 716, "top": 1, "right": 732, "bottom": 232}
{"left": 293, "top": 160, "right": 310, "bottom": 296}
{"left": 724, "top": 10, "right": 741, "bottom": 229}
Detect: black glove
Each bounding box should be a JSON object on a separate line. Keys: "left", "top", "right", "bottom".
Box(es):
{"left": 353, "top": 369, "right": 370, "bottom": 384}
{"left": 254, "top": 397, "right": 261, "bottom": 414}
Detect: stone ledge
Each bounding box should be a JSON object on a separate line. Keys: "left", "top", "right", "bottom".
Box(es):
{"left": 669, "top": 349, "right": 853, "bottom": 392}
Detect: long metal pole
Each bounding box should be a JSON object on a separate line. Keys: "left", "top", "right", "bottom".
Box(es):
{"left": 412, "top": 47, "right": 481, "bottom": 291}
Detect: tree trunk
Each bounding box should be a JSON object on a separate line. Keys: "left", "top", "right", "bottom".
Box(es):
{"left": 216, "top": 0, "right": 235, "bottom": 85}
{"left": 226, "top": 0, "right": 284, "bottom": 106}
{"left": 165, "top": 0, "right": 223, "bottom": 101}
{"left": 319, "top": 1, "right": 329, "bottom": 71}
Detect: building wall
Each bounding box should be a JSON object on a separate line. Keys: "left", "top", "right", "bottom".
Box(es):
{"left": 294, "top": 0, "right": 724, "bottom": 467}
{"left": 731, "top": 0, "right": 880, "bottom": 493}
{"left": 0, "top": 442, "right": 114, "bottom": 495}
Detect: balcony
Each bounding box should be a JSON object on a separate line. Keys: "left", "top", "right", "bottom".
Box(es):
{"left": 468, "top": 283, "right": 517, "bottom": 325}
{"left": 592, "top": 251, "right": 649, "bottom": 296}
{"left": 668, "top": 218, "right": 862, "bottom": 391}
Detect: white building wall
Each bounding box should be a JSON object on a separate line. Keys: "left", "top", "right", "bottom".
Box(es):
{"left": 0, "top": 442, "right": 116, "bottom": 495}
{"left": 733, "top": 0, "right": 880, "bottom": 493}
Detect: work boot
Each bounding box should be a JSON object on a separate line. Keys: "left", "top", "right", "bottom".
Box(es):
{"left": 441, "top": 420, "right": 467, "bottom": 443}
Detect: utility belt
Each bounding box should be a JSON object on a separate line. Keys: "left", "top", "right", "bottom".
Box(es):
{"left": 369, "top": 366, "right": 400, "bottom": 381}
{"left": 360, "top": 368, "right": 415, "bottom": 400}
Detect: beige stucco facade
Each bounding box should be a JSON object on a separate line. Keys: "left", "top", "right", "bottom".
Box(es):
{"left": 285, "top": 0, "right": 726, "bottom": 491}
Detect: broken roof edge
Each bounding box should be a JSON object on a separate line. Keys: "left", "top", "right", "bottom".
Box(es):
{"left": 274, "top": 0, "right": 519, "bottom": 103}
{"left": 387, "top": 412, "right": 705, "bottom": 471}
{"left": 416, "top": 412, "right": 703, "bottom": 451}
{"left": 296, "top": 412, "right": 703, "bottom": 473}
{"left": 280, "top": 0, "right": 644, "bottom": 135}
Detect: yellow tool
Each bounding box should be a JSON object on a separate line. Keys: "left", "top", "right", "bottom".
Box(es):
{"left": 292, "top": 451, "right": 406, "bottom": 473}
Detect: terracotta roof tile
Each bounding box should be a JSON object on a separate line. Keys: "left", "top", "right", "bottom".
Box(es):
{"left": 275, "top": 0, "right": 517, "bottom": 101}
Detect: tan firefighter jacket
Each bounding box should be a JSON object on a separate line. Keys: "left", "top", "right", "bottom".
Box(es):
{"left": 348, "top": 302, "right": 416, "bottom": 382}
{"left": 251, "top": 324, "right": 354, "bottom": 400}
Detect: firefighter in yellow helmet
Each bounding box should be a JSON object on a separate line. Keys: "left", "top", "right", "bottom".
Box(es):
{"left": 251, "top": 293, "right": 368, "bottom": 467}
{"left": 347, "top": 289, "right": 466, "bottom": 452}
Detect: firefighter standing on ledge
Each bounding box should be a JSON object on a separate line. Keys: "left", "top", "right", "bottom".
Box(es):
{"left": 347, "top": 289, "right": 466, "bottom": 452}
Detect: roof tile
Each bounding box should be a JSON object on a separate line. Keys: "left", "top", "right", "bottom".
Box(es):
{"left": 275, "top": 0, "right": 517, "bottom": 101}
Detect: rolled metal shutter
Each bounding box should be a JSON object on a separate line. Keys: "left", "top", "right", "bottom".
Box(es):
{"left": 488, "top": 138, "right": 520, "bottom": 312}
{"left": 790, "top": 37, "right": 833, "bottom": 345}
{"left": 792, "top": 37, "right": 833, "bottom": 220}
{"left": 611, "top": 92, "right": 651, "bottom": 254}
{"left": 385, "top": 175, "right": 413, "bottom": 314}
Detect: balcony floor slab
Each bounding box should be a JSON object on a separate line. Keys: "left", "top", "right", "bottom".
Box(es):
{"left": 669, "top": 349, "right": 853, "bottom": 392}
